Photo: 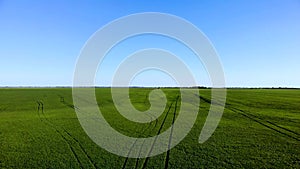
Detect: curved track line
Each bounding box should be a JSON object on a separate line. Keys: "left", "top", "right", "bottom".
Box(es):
{"left": 36, "top": 100, "right": 83, "bottom": 169}
{"left": 57, "top": 96, "right": 98, "bottom": 169}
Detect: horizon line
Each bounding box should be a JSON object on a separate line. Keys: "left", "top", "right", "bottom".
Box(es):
{"left": 0, "top": 86, "right": 299, "bottom": 89}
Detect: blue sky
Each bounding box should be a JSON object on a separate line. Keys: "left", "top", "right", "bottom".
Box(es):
{"left": 0, "top": 0, "right": 299, "bottom": 87}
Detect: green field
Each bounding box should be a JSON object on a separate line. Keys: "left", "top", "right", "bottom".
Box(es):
{"left": 0, "top": 88, "right": 299, "bottom": 168}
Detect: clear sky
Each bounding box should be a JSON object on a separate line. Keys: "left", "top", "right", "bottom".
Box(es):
{"left": 1, "top": 0, "right": 299, "bottom": 87}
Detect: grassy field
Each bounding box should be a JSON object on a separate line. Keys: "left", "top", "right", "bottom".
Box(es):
{"left": 0, "top": 88, "right": 299, "bottom": 168}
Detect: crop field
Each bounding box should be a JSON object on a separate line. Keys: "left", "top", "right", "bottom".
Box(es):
{"left": 0, "top": 88, "right": 299, "bottom": 168}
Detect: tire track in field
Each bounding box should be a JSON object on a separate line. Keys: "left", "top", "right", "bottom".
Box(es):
{"left": 193, "top": 95, "right": 245, "bottom": 167}
{"left": 264, "top": 119, "right": 300, "bottom": 136}
{"left": 70, "top": 93, "right": 158, "bottom": 169}
{"left": 70, "top": 93, "right": 159, "bottom": 169}
{"left": 36, "top": 101, "right": 84, "bottom": 169}
{"left": 63, "top": 130, "right": 98, "bottom": 169}
{"left": 164, "top": 96, "right": 179, "bottom": 169}
{"left": 36, "top": 101, "right": 42, "bottom": 121}
{"left": 141, "top": 97, "right": 178, "bottom": 169}
{"left": 121, "top": 112, "right": 157, "bottom": 169}
{"left": 58, "top": 95, "right": 79, "bottom": 110}
{"left": 196, "top": 95, "right": 300, "bottom": 141}
{"left": 131, "top": 111, "right": 160, "bottom": 169}
{"left": 230, "top": 107, "right": 300, "bottom": 141}
{"left": 121, "top": 102, "right": 162, "bottom": 169}
{"left": 57, "top": 96, "right": 98, "bottom": 169}
{"left": 231, "top": 107, "right": 300, "bottom": 136}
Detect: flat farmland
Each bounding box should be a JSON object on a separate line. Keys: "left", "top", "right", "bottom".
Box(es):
{"left": 0, "top": 88, "right": 299, "bottom": 168}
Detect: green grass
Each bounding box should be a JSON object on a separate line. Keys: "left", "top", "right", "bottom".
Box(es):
{"left": 0, "top": 88, "right": 299, "bottom": 168}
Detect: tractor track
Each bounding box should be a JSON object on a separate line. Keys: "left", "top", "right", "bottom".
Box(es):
{"left": 36, "top": 101, "right": 83, "bottom": 169}
{"left": 36, "top": 101, "right": 43, "bottom": 121}
{"left": 231, "top": 107, "right": 300, "bottom": 136}
{"left": 197, "top": 95, "right": 300, "bottom": 141}
{"left": 264, "top": 119, "right": 300, "bottom": 136}
{"left": 186, "top": 95, "right": 244, "bottom": 167}
{"left": 68, "top": 93, "right": 159, "bottom": 169}
{"left": 132, "top": 109, "right": 163, "bottom": 169}
{"left": 230, "top": 107, "right": 300, "bottom": 141}
{"left": 121, "top": 103, "right": 165, "bottom": 169}
{"left": 141, "top": 96, "right": 179, "bottom": 169}
{"left": 58, "top": 93, "right": 179, "bottom": 169}
{"left": 119, "top": 99, "right": 176, "bottom": 169}
{"left": 164, "top": 96, "right": 179, "bottom": 169}
{"left": 121, "top": 112, "right": 157, "bottom": 169}
{"left": 58, "top": 95, "right": 79, "bottom": 110}
{"left": 36, "top": 99, "right": 97, "bottom": 169}
{"left": 63, "top": 130, "right": 98, "bottom": 169}
{"left": 57, "top": 96, "right": 98, "bottom": 169}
